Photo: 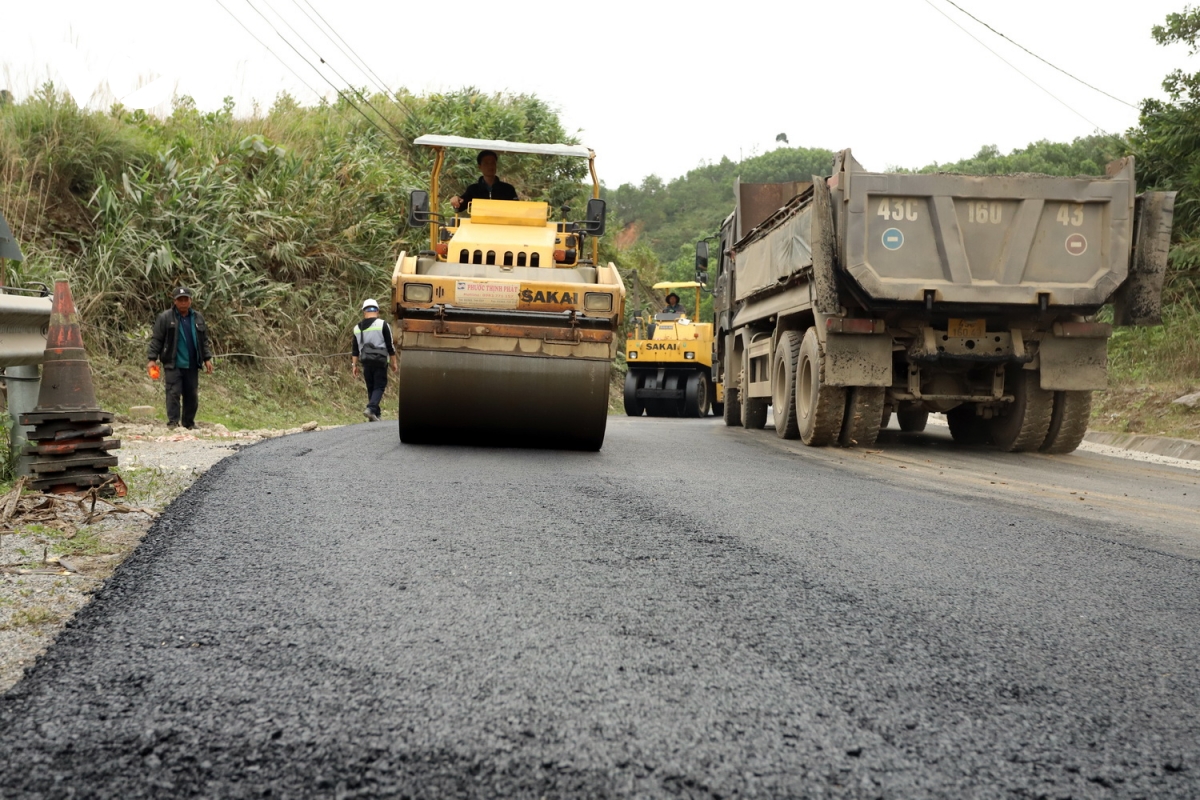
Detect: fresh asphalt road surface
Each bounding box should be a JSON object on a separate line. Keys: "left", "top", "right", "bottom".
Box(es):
{"left": 2, "top": 416, "right": 1199, "bottom": 799}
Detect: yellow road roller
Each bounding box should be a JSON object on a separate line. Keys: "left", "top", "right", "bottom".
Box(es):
{"left": 623, "top": 281, "right": 718, "bottom": 417}
{"left": 393, "top": 135, "right": 626, "bottom": 450}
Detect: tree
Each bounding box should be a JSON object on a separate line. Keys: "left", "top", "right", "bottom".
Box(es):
{"left": 608, "top": 145, "right": 835, "bottom": 263}
{"left": 1128, "top": 6, "right": 1200, "bottom": 236}
{"left": 1126, "top": 5, "right": 1200, "bottom": 297}
{"left": 914, "top": 137, "right": 1122, "bottom": 177}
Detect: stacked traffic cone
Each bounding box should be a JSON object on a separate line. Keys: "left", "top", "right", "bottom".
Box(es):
{"left": 19, "top": 278, "right": 123, "bottom": 494}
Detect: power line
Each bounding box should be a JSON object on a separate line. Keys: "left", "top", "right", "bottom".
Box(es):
{"left": 941, "top": 0, "right": 1138, "bottom": 109}
{"left": 253, "top": 0, "right": 411, "bottom": 142}
{"left": 213, "top": 0, "right": 398, "bottom": 145}
{"left": 231, "top": 0, "right": 405, "bottom": 145}
{"left": 289, "top": 0, "right": 389, "bottom": 99}
{"left": 288, "top": 0, "right": 422, "bottom": 121}
{"left": 212, "top": 0, "right": 323, "bottom": 100}
{"left": 923, "top": 0, "right": 1110, "bottom": 135}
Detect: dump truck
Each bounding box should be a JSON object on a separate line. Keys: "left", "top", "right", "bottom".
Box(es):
{"left": 709, "top": 150, "right": 1175, "bottom": 453}
{"left": 393, "top": 135, "right": 625, "bottom": 450}
{"left": 623, "top": 280, "right": 719, "bottom": 417}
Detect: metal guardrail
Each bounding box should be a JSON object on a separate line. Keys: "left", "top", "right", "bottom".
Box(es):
{"left": 0, "top": 292, "right": 52, "bottom": 368}
{"left": 0, "top": 293, "right": 51, "bottom": 476}
{"left": 0, "top": 209, "right": 50, "bottom": 476}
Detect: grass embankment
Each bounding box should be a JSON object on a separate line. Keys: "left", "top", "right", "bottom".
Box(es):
{"left": 1097, "top": 296, "right": 1200, "bottom": 441}
{"left": 91, "top": 352, "right": 369, "bottom": 430}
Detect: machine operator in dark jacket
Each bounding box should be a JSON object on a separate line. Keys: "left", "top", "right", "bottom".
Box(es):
{"left": 147, "top": 286, "right": 214, "bottom": 429}
{"left": 449, "top": 150, "right": 518, "bottom": 212}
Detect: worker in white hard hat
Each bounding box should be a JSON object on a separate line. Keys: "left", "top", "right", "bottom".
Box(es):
{"left": 350, "top": 298, "right": 397, "bottom": 421}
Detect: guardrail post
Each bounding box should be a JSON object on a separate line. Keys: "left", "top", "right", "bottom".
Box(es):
{"left": 6, "top": 365, "right": 39, "bottom": 477}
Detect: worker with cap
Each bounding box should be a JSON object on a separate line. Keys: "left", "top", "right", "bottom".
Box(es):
{"left": 351, "top": 298, "right": 398, "bottom": 422}
{"left": 663, "top": 292, "right": 686, "bottom": 314}
{"left": 147, "top": 286, "right": 214, "bottom": 429}
{"left": 449, "top": 150, "right": 518, "bottom": 212}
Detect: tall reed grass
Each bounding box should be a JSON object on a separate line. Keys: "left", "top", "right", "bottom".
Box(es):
{"left": 0, "top": 85, "right": 584, "bottom": 363}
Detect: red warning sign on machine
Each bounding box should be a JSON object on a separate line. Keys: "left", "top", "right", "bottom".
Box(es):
{"left": 1065, "top": 233, "right": 1088, "bottom": 256}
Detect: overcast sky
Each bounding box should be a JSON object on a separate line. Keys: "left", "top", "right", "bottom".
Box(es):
{"left": 3, "top": 0, "right": 1195, "bottom": 186}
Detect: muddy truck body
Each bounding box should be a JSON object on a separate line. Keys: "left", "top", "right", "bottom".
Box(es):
{"left": 710, "top": 149, "right": 1175, "bottom": 452}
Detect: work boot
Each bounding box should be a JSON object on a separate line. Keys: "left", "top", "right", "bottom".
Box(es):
{"left": 369, "top": 411, "right": 382, "bottom": 422}
{"left": 363, "top": 407, "right": 372, "bottom": 421}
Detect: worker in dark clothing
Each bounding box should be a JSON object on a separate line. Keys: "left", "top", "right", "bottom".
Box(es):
{"left": 663, "top": 292, "right": 686, "bottom": 314}
{"left": 351, "top": 298, "right": 398, "bottom": 421}
{"left": 449, "top": 150, "right": 518, "bottom": 212}
{"left": 147, "top": 286, "right": 214, "bottom": 429}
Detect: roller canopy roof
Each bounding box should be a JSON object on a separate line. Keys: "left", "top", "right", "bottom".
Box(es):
{"left": 413, "top": 135, "right": 592, "bottom": 159}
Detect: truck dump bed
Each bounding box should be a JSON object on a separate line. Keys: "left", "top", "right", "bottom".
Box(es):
{"left": 733, "top": 151, "right": 1137, "bottom": 310}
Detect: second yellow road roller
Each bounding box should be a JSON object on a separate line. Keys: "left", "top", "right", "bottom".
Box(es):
{"left": 392, "top": 135, "right": 625, "bottom": 450}
{"left": 623, "top": 280, "right": 719, "bottom": 417}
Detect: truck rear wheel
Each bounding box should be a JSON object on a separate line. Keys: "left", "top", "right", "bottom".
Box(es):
{"left": 772, "top": 330, "right": 802, "bottom": 439}
{"left": 897, "top": 408, "right": 929, "bottom": 432}
{"left": 723, "top": 386, "right": 741, "bottom": 426}
{"left": 684, "top": 372, "right": 710, "bottom": 417}
{"left": 840, "top": 387, "right": 885, "bottom": 447}
{"left": 738, "top": 367, "right": 768, "bottom": 429}
{"left": 796, "top": 328, "right": 846, "bottom": 446}
{"left": 623, "top": 371, "right": 644, "bottom": 417}
{"left": 947, "top": 404, "right": 989, "bottom": 445}
{"left": 990, "top": 369, "right": 1053, "bottom": 452}
{"left": 1040, "top": 390, "right": 1092, "bottom": 454}
{"left": 742, "top": 387, "right": 768, "bottom": 429}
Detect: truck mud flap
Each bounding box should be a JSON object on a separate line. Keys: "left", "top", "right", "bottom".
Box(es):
{"left": 1113, "top": 191, "right": 1177, "bottom": 326}
{"left": 1038, "top": 337, "right": 1108, "bottom": 391}
{"left": 809, "top": 174, "right": 840, "bottom": 315}
{"left": 824, "top": 332, "right": 891, "bottom": 387}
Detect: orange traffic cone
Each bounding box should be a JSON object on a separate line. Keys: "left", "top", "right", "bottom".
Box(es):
{"left": 32, "top": 278, "right": 102, "bottom": 412}
{"left": 19, "top": 278, "right": 123, "bottom": 494}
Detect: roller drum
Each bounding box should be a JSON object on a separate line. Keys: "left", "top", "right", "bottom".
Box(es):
{"left": 398, "top": 350, "right": 610, "bottom": 450}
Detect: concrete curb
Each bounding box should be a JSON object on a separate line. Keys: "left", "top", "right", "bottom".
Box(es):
{"left": 1083, "top": 431, "right": 1200, "bottom": 462}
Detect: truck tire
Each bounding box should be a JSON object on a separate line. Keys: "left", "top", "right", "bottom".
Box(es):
{"left": 1040, "top": 390, "right": 1092, "bottom": 454}
{"left": 738, "top": 366, "right": 768, "bottom": 429}
{"left": 623, "top": 371, "right": 644, "bottom": 417}
{"left": 742, "top": 387, "right": 768, "bottom": 430}
{"left": 990, "top": 369, "right": 1053, "bottom": 452}
{"left": 897, "top": 408, "right": 929, "bottom": 432}
{"left": 723, "top": 386, "right": 741, "bottom": 427}
{"left": 772, "top": 330, "right": 803, "bottom": 439}
{"left": 947, "top": 404, "right": 989, "bottom": 445}
{"left": 684, "top": 372, "right": 710, "bottom": 417}
{"left": 840, "top": 387, "right": 885, "bottom": 447}
{"left": 796, "top": 328, "right": 846, "bottom": 446}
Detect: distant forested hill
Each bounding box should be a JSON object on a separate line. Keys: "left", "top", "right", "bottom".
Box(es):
{"left": 912, "top": 136, "right": 1126, "bottom": 177}
{"left": 605, "top": 146, "right": 835, "bottom": 265}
